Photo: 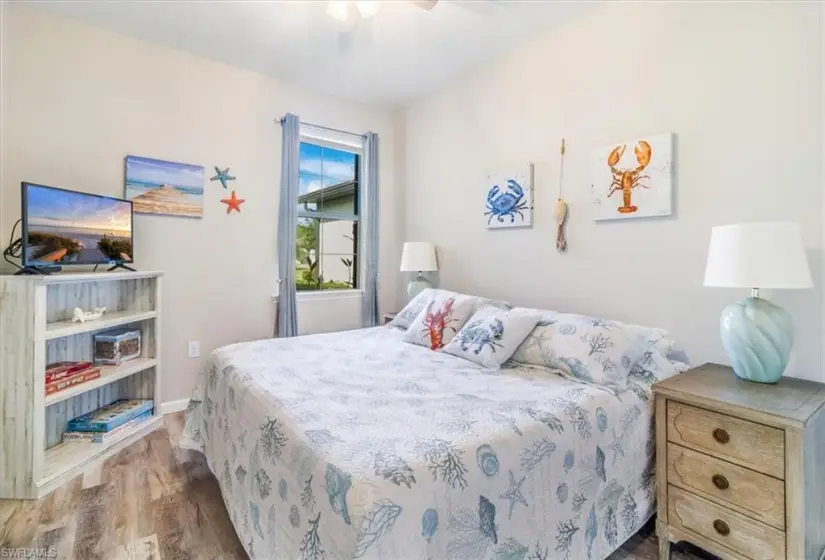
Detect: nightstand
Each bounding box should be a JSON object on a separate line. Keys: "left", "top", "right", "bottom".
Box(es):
{"left": 383, "top": 312, "right": 398, "bottom": 325}
{"left": 653, "top": 364, "right": 825, "bottom": 560}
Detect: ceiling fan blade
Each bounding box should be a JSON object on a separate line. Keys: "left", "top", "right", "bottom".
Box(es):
{"left": 409, "top": 0, "right": 438, "bottom": 10}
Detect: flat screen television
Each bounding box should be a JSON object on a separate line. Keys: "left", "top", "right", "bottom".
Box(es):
{"left": 22, "top": 183, "right": 134, "bottom": 268}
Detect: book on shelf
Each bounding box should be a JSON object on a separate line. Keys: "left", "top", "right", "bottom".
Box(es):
{"left": 62, "top": 410, "right": 153, "bottom": 443}
{"left": 67, "top": 399, "right": 154, "bottom": 433}
{"left": 45, "top": 368, "right": 101, "bottom": 396}
{"left": 45, "top": 361, "right": 94, "bottom": 384}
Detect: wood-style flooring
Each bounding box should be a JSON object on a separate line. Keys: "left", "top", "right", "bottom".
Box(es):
{"left": 0, "top": 413, "right": 710, "bottom": 560}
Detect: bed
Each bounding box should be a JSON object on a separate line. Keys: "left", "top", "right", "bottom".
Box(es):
{"left": 180, "top": 325, "right": 666, "bottom": 560}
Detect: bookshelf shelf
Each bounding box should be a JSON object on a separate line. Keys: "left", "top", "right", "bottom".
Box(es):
{"left": 0, "top": 271, "right": 163, "bottom": 499}
{"left": 44, "top": 358, "right": 158, "bottom": 406}
{"left": 37, "top": 414, "right": 164, "bottom": 498}
{"left": 44, "top": 310, "right": 157, "bottom": 341}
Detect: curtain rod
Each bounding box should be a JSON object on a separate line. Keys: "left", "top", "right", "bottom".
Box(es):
{"left": 276, "top": 117, "right": 367, "bottom": 139}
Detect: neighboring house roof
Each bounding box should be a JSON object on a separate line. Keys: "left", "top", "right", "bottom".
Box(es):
{"left": 297, "top": 180, "right": 356, "bottom": 205}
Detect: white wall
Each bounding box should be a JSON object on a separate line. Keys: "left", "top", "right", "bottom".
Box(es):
{"left": 401, "top": 2, "right": 824, "bottom": 380}
{"left": 0, "top": 5, "right": 402, "bottom": 401}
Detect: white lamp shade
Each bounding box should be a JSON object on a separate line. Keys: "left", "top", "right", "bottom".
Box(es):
{"left": 704, "top": 222, "right": 813, "bottom": 289}
{"left": 400, "top": 242, "right": 438, "bottom": 272}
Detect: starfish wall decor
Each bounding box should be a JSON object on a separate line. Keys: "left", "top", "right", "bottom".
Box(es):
{"left": 211, "top": 166, "right": 236, "bottom": 189}
{"left": 221, "top": 190, "right": 245, "bottom": 214}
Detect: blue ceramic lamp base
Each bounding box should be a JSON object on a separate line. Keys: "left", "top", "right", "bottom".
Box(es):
{"left": 407, "top": 272, "right": 433, "bottom": 301}
{"left": 720, "top": 296, "right": 794, "bottom": 384}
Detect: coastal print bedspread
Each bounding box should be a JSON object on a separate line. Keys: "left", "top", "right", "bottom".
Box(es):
{"left": 179, "top": 327, "right": 657, "bottom": 560}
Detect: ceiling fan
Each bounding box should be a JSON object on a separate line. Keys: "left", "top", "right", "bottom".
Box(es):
{"left": 326, "top": 1, "right": 439, "bottom": 53}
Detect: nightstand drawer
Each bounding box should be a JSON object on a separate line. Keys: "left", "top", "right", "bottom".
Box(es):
{"left": 668, "top": 485, "right": 786, "bottom": 560}
{"left": 667, "top": 443, "right": 785, "bottom": 529}
{"left": 667, "top": 401, "right": 785, "bottom": 478}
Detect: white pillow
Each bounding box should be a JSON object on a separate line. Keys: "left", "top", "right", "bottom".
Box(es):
{"left": 509, "top": 311, "right": 655, "bottom": 392}
{"left": 443, "top": 307, "right": 542, "bottom": 369}
{"left": 403, "top": 293, "right": 477, "bottom": 350}
{"left": 389, "top": 288, "right": 441, "bottom": 330}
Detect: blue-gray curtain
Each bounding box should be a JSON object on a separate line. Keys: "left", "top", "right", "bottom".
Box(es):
{"left": 361, "top": 132, "right": 380, "bottom": 327}
{"left": 277, "top": 114, "right": 300, "bottom": 337}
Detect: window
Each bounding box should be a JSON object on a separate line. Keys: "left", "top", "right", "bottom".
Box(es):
{"left": 296, "top": 140, "right": 360, "bottom": 291}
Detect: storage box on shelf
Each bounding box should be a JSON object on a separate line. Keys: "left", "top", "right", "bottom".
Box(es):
{"left": 0, "top": 271, "right": 164, "bottom": 499}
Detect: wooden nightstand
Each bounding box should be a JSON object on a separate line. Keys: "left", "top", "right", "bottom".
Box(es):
{"left": 653, "top": 363, "right": 825, "bottom": 560}
{"left": 383, "top": 312, "right": 398, "bottom": 325}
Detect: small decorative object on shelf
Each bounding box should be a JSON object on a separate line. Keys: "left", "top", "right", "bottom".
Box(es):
{"left": 72, "top": 306, "right": 106, "bottom": 323}
{"left": 704, "top": 222, "right": 813, "bottom": 383}
{"left": 400, "top": 242, "right": 437, "bottom": 301}
{"left": 66, "top": 399, "right": 154, "bottom": 433}
{"left": 653, "top": 363, "right": 825, "bottom": 560}
{"left": 94, "top": 328, "right": 141, "bottom": 365}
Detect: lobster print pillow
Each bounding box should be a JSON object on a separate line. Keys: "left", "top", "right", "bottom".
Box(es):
{"left": 389, "top": 289, "right": 511, "bottom": 330}
{"left": 443, "top": 306, "right": 542, "bottom": 369}
{"left": 403, "top": 293, "right": 477, "bottom": 350}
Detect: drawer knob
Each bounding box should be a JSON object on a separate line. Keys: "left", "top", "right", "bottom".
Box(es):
{"left": 712, "top": 474, "right": 730, "bottom": 490}
{"left": 712, "top": 428, "right": 730, "bottom": 444}
{"left": 713, "top": 519, "right": 730, "bottom": 536}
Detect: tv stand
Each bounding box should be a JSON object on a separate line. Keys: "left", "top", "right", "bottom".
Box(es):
{"left": 107, "top": 263, "right": 136, "bottom": 272}
{"left": 13, "top": 266, "right": 57, "bottom": 276}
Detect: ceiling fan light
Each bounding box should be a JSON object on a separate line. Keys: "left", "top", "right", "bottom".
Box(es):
{"left": 355, "top": 1, "right": 380, "bottom": 19}
{"left": 326, "top": 1, "right": 350, "bottom": 22}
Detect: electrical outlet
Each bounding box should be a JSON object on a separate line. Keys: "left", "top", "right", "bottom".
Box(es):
{"left": 188, "top": 341, "right": 200, "bottom": 358}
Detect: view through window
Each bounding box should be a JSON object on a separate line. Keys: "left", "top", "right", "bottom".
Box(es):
{"left": 296, "top": 141, "right": 360, "bottom": 291}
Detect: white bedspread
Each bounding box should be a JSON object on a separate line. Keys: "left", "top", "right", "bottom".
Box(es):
{"left": 180, "top": 327, "right": 656, "bottom": 560}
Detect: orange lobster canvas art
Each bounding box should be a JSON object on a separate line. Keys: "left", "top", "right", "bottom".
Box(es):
{"left": 591, "top": 133, "right": 674, "bottom": 221}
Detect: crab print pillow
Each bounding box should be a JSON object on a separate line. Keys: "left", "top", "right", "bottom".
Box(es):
{"left": 403, "top": 293, "right": 476, "bottom": 350}
{"left": 443, "top": 307, "right": 542, "bottom": 369}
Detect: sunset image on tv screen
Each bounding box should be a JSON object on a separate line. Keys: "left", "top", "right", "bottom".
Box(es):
{"left": 25, "top": 185, "right": 133, "bottom": 266}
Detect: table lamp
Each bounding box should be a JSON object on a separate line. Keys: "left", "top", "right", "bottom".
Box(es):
{"left": 703, "top": 222, "right": 813, "bottom": 383}
{"left": 400, "top": 242, "right": 438, "bottom": 301}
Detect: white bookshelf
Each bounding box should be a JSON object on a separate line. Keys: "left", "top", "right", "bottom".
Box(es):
{"left": 0, "top": 271, "right": 164, "bottom": 499}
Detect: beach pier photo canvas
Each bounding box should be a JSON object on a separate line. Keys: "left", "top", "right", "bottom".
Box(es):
{"left": 125, "top": 155, "right": 204, "bottom": 218}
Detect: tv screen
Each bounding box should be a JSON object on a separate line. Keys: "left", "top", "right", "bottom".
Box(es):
{"left": 22, "top": 183, "right": 134, "bottom": 267}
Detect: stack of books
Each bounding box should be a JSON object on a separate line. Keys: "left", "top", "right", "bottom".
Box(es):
{"left": 45, "top": 361, "right": 101, "bottom": 396}
{"left": 63, "top": 399, "right": 154, "bottom": 444}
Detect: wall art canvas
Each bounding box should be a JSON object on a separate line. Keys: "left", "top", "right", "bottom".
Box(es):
{"left": 485, "top": 163, "right": 533, "bottom": 229}
{"left": 591, "top": 132, "right": 674, "bottom": 221}
{"left": 125, "top": 155, "right": 204, "bottom": 218}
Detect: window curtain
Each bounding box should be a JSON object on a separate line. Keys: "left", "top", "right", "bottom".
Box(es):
{"left": 276, "top": 114, "right": 300, "bottom": 337}
{"left": 361, "top": 132, "right": 380, "bottom": 327}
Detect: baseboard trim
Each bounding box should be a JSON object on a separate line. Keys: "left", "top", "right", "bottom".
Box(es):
{"left": 159, "top": 398, "right": 189, "bottom": 415}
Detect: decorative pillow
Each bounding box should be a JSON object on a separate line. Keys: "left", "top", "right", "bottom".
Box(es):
{"left": 509, "top": 311, "right": 656, "bottom": 391}
{"left": 403, "top": 293, "right": 477, "bottom": 350}
{"left": 389, "top": 288, "right": 510, "bottom": 330}
{"left": 624, "top": 344, "right": 690, "bottom": 400}
{"left": 388, "top": 288, "right": 441, "bottom": 330}
{"left": 443, "top": 307, "right": 542, "bottom": 369}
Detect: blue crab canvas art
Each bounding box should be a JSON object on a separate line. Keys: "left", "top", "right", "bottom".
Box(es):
{"left": 485, "top": 163, "right": 534, "bottom": 229}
